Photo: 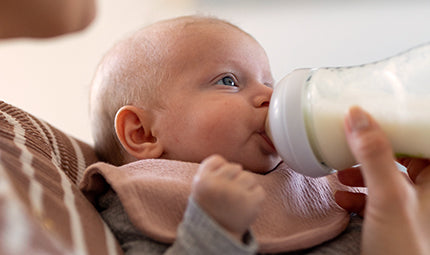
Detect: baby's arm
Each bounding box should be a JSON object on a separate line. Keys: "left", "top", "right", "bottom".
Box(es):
{"left": 190, "top": 155, "right": 266, "bottom": 241}
{"left": 99, "top": 187, "right": 259, "bottom": 255}
{"left": 98, "top": 155, "right": 264, "bottom": 255}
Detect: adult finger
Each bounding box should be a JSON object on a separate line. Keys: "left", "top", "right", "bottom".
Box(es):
{"left": 337, "top": 167, "right": 365, "bottom": 187}
{"left": 344, "top": 106, "right": 404, "bottom": 191}
{"left": 334, "top": 190, "right": 366, "bottom": 217}
{"left": 402, "top": 158, "right": 430, "bottom": 184}
{"left": 414, "top": 165, "right": 430, "bottom": 186}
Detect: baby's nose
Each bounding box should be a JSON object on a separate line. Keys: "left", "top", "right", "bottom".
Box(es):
{"left": 254, "top": 85, "right": 272, "bottom": 107}
{"left": 260, "top": 99, "right": 270, "bottom": 107}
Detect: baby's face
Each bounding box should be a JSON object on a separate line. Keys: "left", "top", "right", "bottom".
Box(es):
{"left": 153, "top": 22, "right": 281, "bottom": 173}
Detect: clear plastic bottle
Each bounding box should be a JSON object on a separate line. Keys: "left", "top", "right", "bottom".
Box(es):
{"left": 266, "top": 43, "right": 430, "bottom": 177}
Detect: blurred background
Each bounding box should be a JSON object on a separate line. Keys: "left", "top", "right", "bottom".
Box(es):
{"left": 1, "top": 0, "right": 430, "bottom": 144}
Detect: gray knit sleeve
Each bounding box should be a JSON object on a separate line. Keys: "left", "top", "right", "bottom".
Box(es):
{"left": 166, "top": 197, "right": 258, "bottom": 255}
{"left": 98, "top": 189, "right": 258, "bottom": 255}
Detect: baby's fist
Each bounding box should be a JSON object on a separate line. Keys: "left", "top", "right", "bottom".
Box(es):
{"left": 191, "top": 155, "right": 265, "bottom": 241}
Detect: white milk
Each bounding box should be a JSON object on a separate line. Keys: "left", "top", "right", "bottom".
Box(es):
{"left": 267, "top": 42, "right": 430, "bottom": 177}
{"left": 308, "top": 99, "right": 430, "bottom": 171}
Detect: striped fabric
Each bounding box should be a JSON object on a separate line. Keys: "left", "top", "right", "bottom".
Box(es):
{"left": 0, "top": 101, "right": 123, "bottom": 255}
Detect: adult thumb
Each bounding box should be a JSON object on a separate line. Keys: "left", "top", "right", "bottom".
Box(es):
{"left": 344, "top": 106, "right": 403, "bottom": 191}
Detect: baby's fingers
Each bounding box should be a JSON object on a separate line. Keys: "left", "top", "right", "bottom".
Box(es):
{"left": 193, "top": 155, "right": 225, "bottom": 190}
{"left": 250, "top": 185, "right": 266, "bottom": 204}
{"left": 196, "top": 155, "right": 226, "bottom": 178}
{"left": 215, "top": 163, "right": 242, "bottom": 180}
{"left": 235, "top": 171, "right": 259, "bottom": 189}
{"left": 201, "top": 155, "right": 226, "bottom": 170}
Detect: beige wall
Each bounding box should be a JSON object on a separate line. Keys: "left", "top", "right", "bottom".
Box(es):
{"left": 1, "top": 0, "right": 430, "bottom": 144}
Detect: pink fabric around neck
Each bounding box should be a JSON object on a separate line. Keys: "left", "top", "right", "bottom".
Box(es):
{"left": 80, "top": 159, "right": 351, "bottom": 253}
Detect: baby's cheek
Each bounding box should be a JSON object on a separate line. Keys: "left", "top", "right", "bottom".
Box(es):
{"left": 189, "top": 101, "right": 246, "bottom": 144}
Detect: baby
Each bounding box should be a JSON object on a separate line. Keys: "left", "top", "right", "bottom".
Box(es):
{"left": 81, "top": 15, "right": 361, "bottom": 254}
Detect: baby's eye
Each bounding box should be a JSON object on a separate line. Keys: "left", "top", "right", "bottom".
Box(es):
{"left": 215, "top": 76, "right": 237, "bottom": 87}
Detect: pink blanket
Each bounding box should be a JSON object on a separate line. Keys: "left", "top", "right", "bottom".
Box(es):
{"left": 80, "top": 159, "right": 351, "bottom": 253}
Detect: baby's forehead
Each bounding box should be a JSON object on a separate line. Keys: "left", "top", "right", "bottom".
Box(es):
{"left": 145, "top": 17, "right": 250, "bottom": 42}
{"left": 132, "top": 18, "right": 258, "bottom": 67}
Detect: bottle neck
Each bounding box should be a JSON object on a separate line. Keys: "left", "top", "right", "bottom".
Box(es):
{"left": 302, "top": 70, "right": 328, "bottom": 169}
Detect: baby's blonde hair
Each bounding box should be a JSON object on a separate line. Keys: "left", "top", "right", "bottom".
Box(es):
{"left": 89, "top": 15, "right": 251, "bottom": 165}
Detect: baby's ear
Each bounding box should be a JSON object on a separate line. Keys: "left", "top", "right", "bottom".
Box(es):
{"left": 115, "top": 105, "right": 163, "bottom": 159}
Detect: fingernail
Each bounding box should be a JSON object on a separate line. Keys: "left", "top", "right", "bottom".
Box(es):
{"left": 347, "top": 106, "right": 369, "bottom": 132}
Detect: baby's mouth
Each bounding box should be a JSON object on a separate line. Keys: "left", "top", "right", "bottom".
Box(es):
{"left": 259, "top": 130, "right": 277, "bottom": 153}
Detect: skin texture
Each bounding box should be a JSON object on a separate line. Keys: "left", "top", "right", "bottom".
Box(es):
{"left": 337, "top": 106, "right": 430, "bottom": 255}
{"left": 150, "top": 23, "right": 279, "bottom": 173}
{"left": 111, "top": 17, "right": 281, "bottom": 241}
{"left": 115, "top": 19, "right": 281, "bottom": 173}
{"left": 4, "top": 1, "right": 429, "bottom": 250}
{"left": 0, "top": 0, "right": 96, "bottom": 38}
{"left": 192, "top": 155, "right": 265, "bottom": 241}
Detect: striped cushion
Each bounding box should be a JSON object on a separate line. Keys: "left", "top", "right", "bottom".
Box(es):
{"left": 0, "top": 101, "right": 123, "bottom": 255}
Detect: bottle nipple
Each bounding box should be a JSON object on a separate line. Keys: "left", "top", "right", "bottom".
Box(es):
{"left": 265, "top": 114, "right": 274, "bottom": 142}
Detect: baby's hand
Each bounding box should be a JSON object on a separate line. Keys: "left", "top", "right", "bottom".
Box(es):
{"left": 191, "top": 155, "right": 265, "bottom": 242}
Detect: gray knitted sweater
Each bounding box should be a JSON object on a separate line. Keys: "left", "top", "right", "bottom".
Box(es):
{"left": 98, "top": 189, "right": 362, "bottom": 255}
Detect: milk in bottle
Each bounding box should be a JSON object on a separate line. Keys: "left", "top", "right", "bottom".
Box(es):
{"left": 267, "top": 43, "right": 430, "bottom": 177}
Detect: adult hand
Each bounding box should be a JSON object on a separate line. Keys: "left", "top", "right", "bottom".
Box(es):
{"left": 338, "top": 106, "right": 430, "bottom": 255}
{"left": 0, "top": 0, "right": 96, "bottom": 39}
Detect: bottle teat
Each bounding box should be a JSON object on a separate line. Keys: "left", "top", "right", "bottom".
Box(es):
{"left": 265, "top": 114, "right": 273, "bottom": 143}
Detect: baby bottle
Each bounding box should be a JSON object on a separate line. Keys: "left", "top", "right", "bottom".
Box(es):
{"left": 266, "top": 43, "right": 430, "bottom": 177}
